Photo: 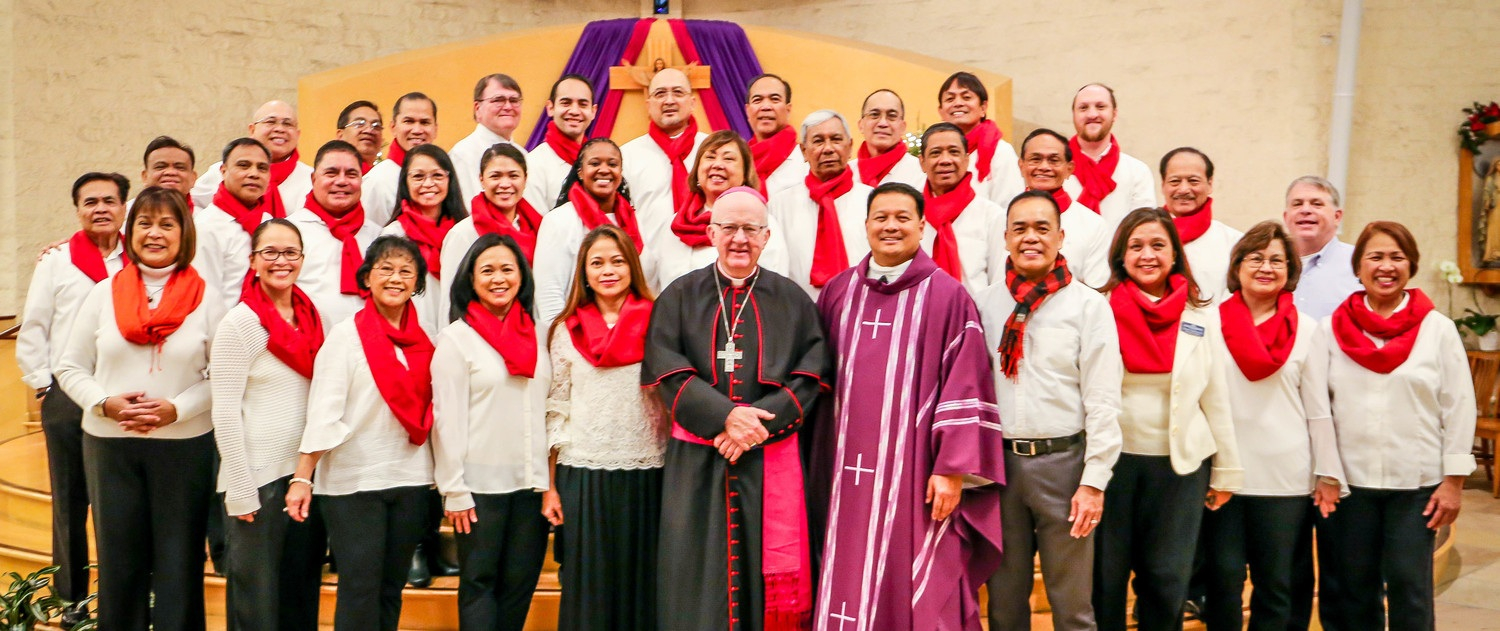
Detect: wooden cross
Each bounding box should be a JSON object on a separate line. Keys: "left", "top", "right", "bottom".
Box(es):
{"left": 861, "top": 308, "right": 893, "bottom": 340}
{"left": 608, "top": 19, "right": 712, "bottom": 94}
{"left": 844, "top": 453, "right": 875, "bottom": 486}
{"left": 718, "top": 340, "right": 743, "bottom": 373}
{"left": 829, "top": 602, "right": 857, "bottom": 631}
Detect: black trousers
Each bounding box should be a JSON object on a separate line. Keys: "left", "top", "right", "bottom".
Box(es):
{"left": 1093, "top": 454, "right": 1210, "bottom": 631}
{"left": 223, "top": 475, "right": 326, "bottom": 631}
{"left": 455, "top": 491, "right": 551, "bottom": 631}
{"left": 39, "top": 381, "right": 90, "bottom": 603}
{"left": 320, "top": 485, "right": 429, "bottom": 631}
{"left": 1316, "top": 485, "right": 1437, "bottom": 631}
{"left": 83, "top": 432, "right": 215, "bottom": 631}
{"left": 1201, "top": 495, "right": 1312, "bottom": 631}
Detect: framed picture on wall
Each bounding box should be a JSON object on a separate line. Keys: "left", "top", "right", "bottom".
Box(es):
{"left": 1457, "top": 103, "right": 1500, "bottom": 283}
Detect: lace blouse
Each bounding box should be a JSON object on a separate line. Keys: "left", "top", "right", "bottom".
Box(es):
{"left": 545, "top": 330, "right": 667, "bottom": 470}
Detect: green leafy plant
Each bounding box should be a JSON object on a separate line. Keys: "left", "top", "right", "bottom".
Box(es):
{"left": 0, "top": 566, "right": 95, "bottom": 631}
{"left": 1456, "top": 308, "right": 1499, "bottom": 337}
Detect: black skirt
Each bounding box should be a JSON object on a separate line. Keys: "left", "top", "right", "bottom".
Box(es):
{"left": 554, "top": 464, "right": 663, "bottom": 631}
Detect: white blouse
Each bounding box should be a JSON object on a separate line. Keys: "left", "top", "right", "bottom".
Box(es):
{"left": 286, "top": 207, "right": 381, "bottom": 328}
{"left": 523, "top": 141, "right": 573, "bottom": 213}
{"left": 299, "top": 319, "right": 435, "bottom": 495}
{"left": 379, "top": 221, "right": 444, "bottom": 337}
{"left": 533, "top": 202, "right": 639, "bottom": 325}
{"left": 545, "top": 329, "right": 666, "bottom": 470}
{"left": 18, "top": 241, "right": 125, "bottom": 389}
{"left": 431, "top": 320, "right": 551, "bottom": 511}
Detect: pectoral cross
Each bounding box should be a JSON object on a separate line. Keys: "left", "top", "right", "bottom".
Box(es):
{"left": 829, "top": 602, "right": 857, "bottom": 631}
{"left": 718, "top": 340, "right": 743, "bottom": 373}
{"left": 844, "top": 453, "right": 875, "bottom": 486}
{"left": 862, "top": 309, "right": 893, "bottom": 340}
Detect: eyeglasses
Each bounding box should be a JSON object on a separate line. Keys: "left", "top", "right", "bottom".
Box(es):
{"left": 478, "top": 96, "right": 523, "bottom": 108}
{"left": 253, "top": 116, "right": 299, "bottom": 130}
{"left": 711, "top": 222, "right": 766, "bottom": 238}
{"left": 1243, "top": 255, "right": 1288, "bottom": 270}
{"left": 371, "top": 265, "right": 417, "bottom": 280}
{"left": 1022, "top": 155, "right": 1067, "bottom": 167}
{"left": 342, "top": 118, "right": 383, "bottom": 131}
{"left": 254, "top": 248, "right": 303, "bottom": 262}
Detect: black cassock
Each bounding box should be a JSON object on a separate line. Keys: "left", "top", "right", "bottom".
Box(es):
{"left": 642, "top": 264, "right": 831, "bottom": 631}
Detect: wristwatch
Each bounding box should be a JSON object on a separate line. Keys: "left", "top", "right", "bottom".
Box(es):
{"left": 92, "top": 396, "right": 109, "bottom": 418}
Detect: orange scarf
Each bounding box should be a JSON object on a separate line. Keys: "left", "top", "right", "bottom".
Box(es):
{"left": 112, "top": 262, "right": 206, "bottom": 347}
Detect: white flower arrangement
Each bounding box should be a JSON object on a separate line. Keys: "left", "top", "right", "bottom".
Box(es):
{"left": 903, "top": 131, "right": 922, "bottom": 157}
{"left": 1439, "top": 260, "right": 1464, "bottom": 285}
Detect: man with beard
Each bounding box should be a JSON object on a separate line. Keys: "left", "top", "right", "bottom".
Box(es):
{"left": 1062, "top": 84, "right": 1156, "bottom": 228}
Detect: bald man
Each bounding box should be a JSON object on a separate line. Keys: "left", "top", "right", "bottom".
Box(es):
{"left": 620, "top": 68, "right": 708, "bottom": 246}
{"left": 191, "top": 100, "right": 312, "bottom": 214}
{"left": 850, "top": 89, "right": 925, "bottom": 189}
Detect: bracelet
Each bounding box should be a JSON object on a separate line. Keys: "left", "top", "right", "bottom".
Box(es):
{"left": 289, "top": 477, "right": 315, "bottom": 490}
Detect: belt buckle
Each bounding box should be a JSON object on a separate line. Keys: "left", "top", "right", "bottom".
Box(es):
{"left": 1011, "top": 440, "right": 1038, "bottom": 457}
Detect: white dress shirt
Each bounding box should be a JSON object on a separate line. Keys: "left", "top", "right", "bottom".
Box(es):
{"left": 1293, "top": 238, "right": 1361, "bottom": 319}
{"left": 18, "top": 240, "right": 125, "bottom": 389}
{"left": 977, "top": 280, "right": 1124, "bottom": 490}
{"left": 917, "top": 193, "right": 1007, "bottom": 294}
{"left": 1062, "top": 146, "right": 1158, "bottom": 231}
{"left": 766, "top": 176, "right": 874, "bottom": 300}
{"left": 533, "top": 202, "right": 644, "bottom": 325}
{"left": 545, "top": 332, "right": 666, "bottom": 470}
{"left": 379, "top": 221, "right": 444, "bottom": 337}
{"left": 194, "top": 202, "right": 269, "bottom": 316}
{"left": 971, "top": 140, "right": 1025, "bottom": 209}
{"left": 299, "top": 319, "right": 435, "bottom": 495}
{"left": 523, "top": 141, "right": 574, "bottom": 213}
{"left": 361, "top": 159, "right": 402, "bottom": 227}
{"left": 620, "top": 131, "right": 708, "bottom": 243}
{"left": 849, "top": 152, "right": 926, "bottom": 189}
{"left": 286, "top": 207, "right": 382, "bottom": 327}
{"left": 640, "top": 209, "right": 790, "bottom": 293}
{"left": 760, "top": 150, "right": 809, "bottom": 198}
{"left": 431, "top": 319, "right": 551, "bottom": 511}
{"left": 191, "top": 159, "right": 313, "bottom": 216}
{"left": 450, "top": 125, "right": 522, "bottom": 211}
{"left": 1183, "top": 219, "right": 1244, "bottom": 304}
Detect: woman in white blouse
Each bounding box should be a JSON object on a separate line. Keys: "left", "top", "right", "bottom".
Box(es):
{"left": 1203, "top": 221, "right": 1342, "bottom": 631}
{"left": 533, "top": 139, "right": 645, "bottom": 324}
{"left": 1306, "top": 221, "right": 1474, "bottom": 631}
{"left": 56, "top": 186, "right": 220, "bottom": 630}
{"left": 438, "top": 143, "right": 545, "bottom": 322}
{"left": 431, "top": 233, "right": 551, "bottom": 629}
{"left": 544, "top": 224, "right": 665, "bottom": 631}
{"left": 211, "top": 218, "right": 327, "bottom": 631}
{"left": 1093, "top": 207, "right": 1242, "bottom": 631}
{"left": 381, "top": 142, "right": 467, "bottom": 337}
{"left": 284, "top": 236, "right": 437, "bottom": 631}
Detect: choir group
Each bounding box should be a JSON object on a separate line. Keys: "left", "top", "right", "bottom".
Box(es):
{"left": 16, "top": 65, "right": 1475, "bottom": 631}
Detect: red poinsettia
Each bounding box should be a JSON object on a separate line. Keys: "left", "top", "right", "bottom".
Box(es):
{"left": 1460, "top": 100, "right": 1500, "bottom": 154}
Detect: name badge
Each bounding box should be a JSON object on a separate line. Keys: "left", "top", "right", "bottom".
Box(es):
{"left": 1180, "top": 322, "right": 1206, "bottom": 337}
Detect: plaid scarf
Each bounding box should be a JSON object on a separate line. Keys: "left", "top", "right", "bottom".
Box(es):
{"left": 997, "top": 255, "right": 1072, "bottom": 379}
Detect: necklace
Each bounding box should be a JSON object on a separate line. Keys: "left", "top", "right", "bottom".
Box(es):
{"left": 713, "top": 268, "right": 759, "bottom": 373}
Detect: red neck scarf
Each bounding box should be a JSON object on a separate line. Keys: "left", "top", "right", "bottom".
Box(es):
{"left": 265, "top": 149, "right": 298, "bottom": 219}
{"left": 1110, "top": 275, "right": 1190, "bottom": 374}
{"left": 1331, "top": 290, "right": 1435, "bottom": 374}
{"left": 1171, "top": 198, "right": 1214, "bottom": 243}
{"left": 1220, "top": 291, "right": 1299, "bottom": 381}
{"left": 303, "top": 193, "right": 366, "bottom": 295}
{"left": 385, "top": 141, "right": 408, "bottom": 168}
{"left": 360, "top": 160, "right": 373, "bottom": 175}
{"left": 997, "top": 256, "right": 1073, "bottom": 379}
{"left": 567, "top": 182, "right": 644, "bottom": 251}
{"left": 564, "top": 295, "right": 653, "bottom": 368}
{"left": 544, "top": 121, "right": 583, "bottom": 166}
{"left": 1050, "top": 187, "right": 1073, "bottom": 214}
{"left": 965, "top": 119, "right": 1004, "bottom": 182}
{"left": 750, "top": 126, "right": 798, "bottom": 194}
{"left": 923, "top": 172, "right": 978, "bottom": 282}
{"left": 241, "top": 279, "right": 325, "bottom": 379}
{"left": 212, "top": 183, "right": 271, "bottom": 236}
{"left": 855, "top": 141, "right": 907, "bottom": 188}
{"left": 1069, "top": 135, "right": 1120, "bottom": 213}
{"left": 111, "top": 262, "right": 206, "bottom": 347}
{"left": 647, "top": 117, "right": 699, "bottom": 212}
{"left": 464, "top": 301, "right": 537, "bottom": 378}
{"left": 470, "top": 193, "right": 543, "bottom": 262}
{"left": 806, "top": 169, "right": 855, "bottom": 287}
{"left": 396, "top": 202, "right": 455, "bottom": 279}
{"left": 669, "top": 193, "right": 712, "bottom": 248}
{"left": 69, "top": 231, "right": 111, "bottom": 283}
{"left": 355, "top": 300, "right": 434, "bottom": 445}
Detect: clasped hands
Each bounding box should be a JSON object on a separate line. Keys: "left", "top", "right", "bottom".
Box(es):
{"left": 101, "top": 391, "right": 178, "bottom": 434}
{"left": 712, "top": 406, "right": 774, "bottom": 463}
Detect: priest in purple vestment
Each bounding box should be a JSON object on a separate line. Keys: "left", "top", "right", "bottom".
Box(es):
{"left": 810, "top": 182, "right": 1006, "bottom": 631}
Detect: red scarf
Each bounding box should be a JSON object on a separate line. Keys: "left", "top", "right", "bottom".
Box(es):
{"left": 1110, "top": 275, "right": 1190, "bottom": 374}
{"left": 566, "top": 182, "right": 644, "bottom": 251}
{"left": 997, "top": 256, "right": 1073, "bottom": 379}
{"left": 1220, "top": 291, "right": 1299, "bottom": 381}
{"left": 69, "top": 231, "right": 111, "bottom": 283}
{"left": 241, "top": 278, "right": 325, "bottom": 379}
{"left": 111, "top": 262, "right": 206, "bottom": 347}
{"left": 544, "top": 121, "right": 582, "bottom": 166}
{"left": 1069, "top": 135, "right": 1120, "bottom": 213}
{"left": 303, "top": 193, "right": 366, "bottom": 296}
{"left": 212, "top": 183, "right": 271, "bottom": 236}
{"left": 923, "top": 172, "right": 977, "bottom": 282}
{"left": 647, "top": 117, "right": 699, "bottom": 213}
{"left": 806, "top": 169, "right": 855, "bottom": 288}
{"left": 354, "top": 300, "right": 434, "bottom": 445}
{"left": 1171, "top": 198, "right": 1214, "bottom": 243}
{"left": 669, "top": 193, "right": 712, "bottom": 248}
{"left": 965, "top": 119, "right": 1004, "bottom": 182}
{"left": 396, "top": 202, "right": 455, "bottom": 279}
{"left": 855, "top": 141, "right": 907, "bottom": 188}
{"left": 1331, "top": 290, "right": 1436, "bottom": 374}
{"left": 564, "top": 295, "right": 653, "bottom": 367}
{"left": 360, "top": 161, "right": 373, "bottom": 175}
{"left": 386, "top": 141, "right": 408, "bottom": 167}
{"left": 750, "top": 126, "right": 798, "bottom": 194}
{"left": 265, "top": 149, "right": 298, "bottom": 220}
{"left": 470, "top": 193, "right": 543, "bottom": 262}
{"left": 1049, "top": 187, "right": 1073, "bottom": 214}
{"left": 464, "top": 301, "right": 537, "bottom": 378}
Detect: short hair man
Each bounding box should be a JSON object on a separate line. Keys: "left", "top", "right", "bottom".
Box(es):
{"left": 525, "top": 74, "right": 598, "bottom": 211}
{"left": 335, "top": 100, "right": 384, "bottom": 172}
{"left": 917, "top": 122, "right": 1006, "bottom": 293}
{"left": 190, "top": 100, "right": 312, "bottom": 216}
{"left": 766, "top": 109, "right": 872, "bottom": 298}
{"left": 1160, "top": 147, "right": 1244, "bottom": 303}
{"left": 139, "top": 136, "right": 198, "bottom": 206}
{"left": 1282, "top": 176, "right": 1360, "bottom": 317}
{"left": 195, "top": 137, "right": 274, "bottom": 314}
{"left": 363, "top": 92, "right": 438, "bottom": 226}
{"left": 1062, "top": 84, "right": 1158, "bottom": 228}
{"left": 1018, "top": 128, "right": 1111, "bottom": 288}
{"left": 620, "top": 68, "right": 708, "bottom": 241}
{"left": 744, "top": 73, "right": 807, "bottom": 196}
{"left": 937, "top": 71, "right": 1024, "bottom": 208}
{"left": 451, "top": 74, "right": 527, "bottom": 208}
{"left": 289, "top": 140, "right": 381, "bottom": 326}
{"left": 977, "top": 190, "right": 1123, "bottom": 631}
{"left": 851, "top": 88, "right": 925, "bottom": 188}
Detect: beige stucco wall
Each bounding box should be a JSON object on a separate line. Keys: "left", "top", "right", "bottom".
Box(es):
{"left": 3, "top": 0, "right": 1499, "bottom": 316}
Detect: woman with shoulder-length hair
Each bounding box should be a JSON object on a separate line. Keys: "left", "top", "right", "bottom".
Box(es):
{"left": 1202, "top": 220, "right": 1344, "bottom": 631}
{"left": 383, "top": 142, "right": 468, "bottom": 337}
{"left": 1307, "top": 221, "right": 1474, "bottom": 631}
{"left": 431, "top": 232, "right": 552, "bottom": 630}
{"left": 544, "top": 224, "right": 665, "bottom": 631}
{"left": 56, "top": 185, "right": 220, "bottom": 631}
{"left": 1092, "top": 206, "right": 1243, "bottom": 631}
{"left": 285, "top": 235, "right": 436, "bottom": 631}
{"left": 532, "top": 138, "right": 642, "bottom": 323}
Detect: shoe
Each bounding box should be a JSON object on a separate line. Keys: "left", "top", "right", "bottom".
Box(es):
{"left": 407, "top": 542, "right": 432, "bottom": 588}
{"left": 428, "top": 542, "right": 461, "bottom": 577}
{"left": 1183, "top": 596, "right": 1205, "bottom": 620}
{"left": 59, "top": 604, "right": 90, "bottom": 629}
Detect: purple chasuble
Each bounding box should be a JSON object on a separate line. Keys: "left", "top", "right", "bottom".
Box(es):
{"left": 811, "top": 250, "right": 1006, "bottom": 631}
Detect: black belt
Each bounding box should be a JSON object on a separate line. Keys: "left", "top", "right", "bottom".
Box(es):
{"left": 1003, "top": 432, "right": 1084, "bottom": 457}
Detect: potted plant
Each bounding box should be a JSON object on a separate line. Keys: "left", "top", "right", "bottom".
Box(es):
{"left": 0, "top": 566, "right": 95, "bottom": 631}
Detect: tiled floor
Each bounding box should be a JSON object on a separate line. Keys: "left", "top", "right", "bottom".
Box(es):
{"left": 1436, "top": 474, "right": 1500, "bottom": 630}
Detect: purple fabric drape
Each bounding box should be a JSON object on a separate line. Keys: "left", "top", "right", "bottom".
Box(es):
{"left": 524, "top": 18, "right": 639, "bottom": 151}
{"left": 683, "top": 20, "right": 762, "bottom": 140}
